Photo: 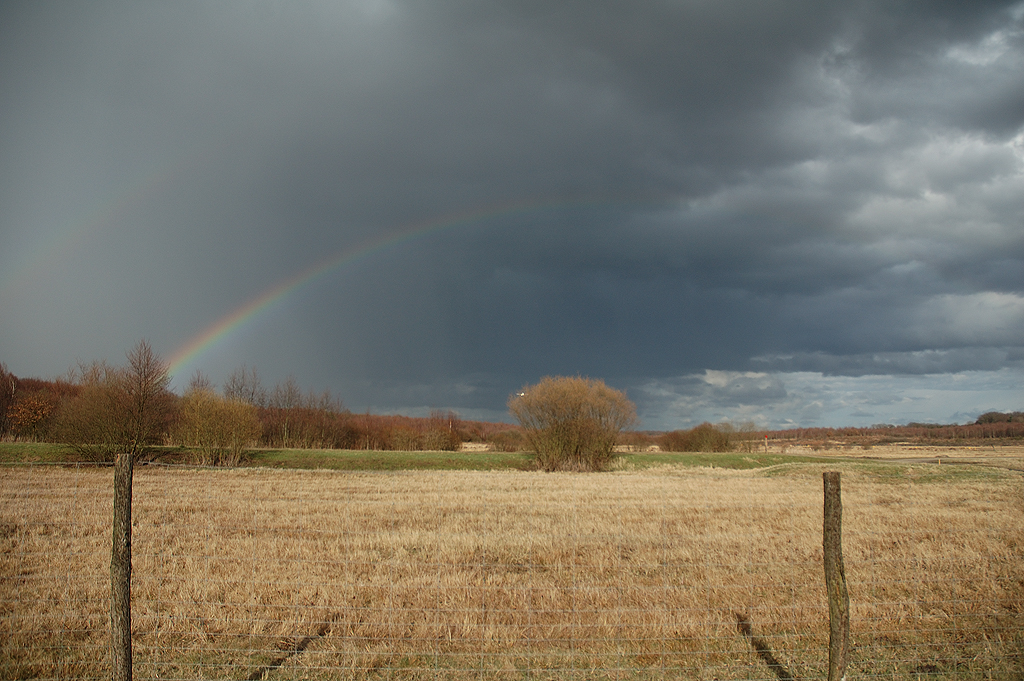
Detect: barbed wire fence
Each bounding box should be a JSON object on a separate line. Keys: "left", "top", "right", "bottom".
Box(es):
{"left": 2, "top": 460, "right": 1022, "bottom": 680}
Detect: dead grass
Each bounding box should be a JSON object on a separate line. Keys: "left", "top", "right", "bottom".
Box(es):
{"left": 1, "top": 462, "right": 1021, "bottom": 680}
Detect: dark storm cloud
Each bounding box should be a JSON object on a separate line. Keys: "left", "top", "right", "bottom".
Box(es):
{"left": 1, "top": 1, "right": 1022, "bottom": 429}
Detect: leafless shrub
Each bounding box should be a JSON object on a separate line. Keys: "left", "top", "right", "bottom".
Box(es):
{"left": 422, "top": 410, "right": 461, "bottom": 451}
{"left": 53, "top": 360, "right": 124, "bottom": 460}
{"left": 658, "top": 422, "right": 731, "bottom": 452}
{"left": 390, "top": 427, "right": 422, "bottom": 451}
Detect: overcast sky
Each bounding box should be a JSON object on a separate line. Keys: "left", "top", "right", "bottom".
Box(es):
{"left": 2, "top": 1, "right": 1023, "bottom": 429}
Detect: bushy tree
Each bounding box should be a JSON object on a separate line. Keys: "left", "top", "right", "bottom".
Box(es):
{"left": 508, "top": 376, "right": 638, "bottom": 471}
{"left": 173, "top": 387, "right": 260, "bottom": 466}
{"left": 7, "top": 392, "right": 55, "bottom": 441}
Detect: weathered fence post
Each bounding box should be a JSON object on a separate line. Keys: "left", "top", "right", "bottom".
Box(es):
{"left": 111, "top": 451, "right": 134, "bottom": 681}
{"left": 823, "top": 471, "right": 850, "bottom": 681}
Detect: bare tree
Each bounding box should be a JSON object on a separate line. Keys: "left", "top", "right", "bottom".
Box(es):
{"left": 270, "top": 376, "right": 303, "bottom": 447}
{"left": 508, "top": 376, "right": 638, "bottom": 471}
{"left": 119, "top": 340, "right": 173, "bottom": 459}
{"left": 55, "top": 344, "right": 174, "bottom": 464}
{"left": 271, "top": 376, "right": 303, "bottom": 409}
{"left": 186, "top": 369, "right": 213, "bottom": 394}
{"left": 223, "top": 364, "right": 266, "bottom": 407}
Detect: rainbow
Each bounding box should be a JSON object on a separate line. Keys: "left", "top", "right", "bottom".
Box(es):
{"left": 166, "top": 198, "right": 645, "bottom": 378}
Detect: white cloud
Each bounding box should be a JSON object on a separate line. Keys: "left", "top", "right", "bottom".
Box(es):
{"left": 636, "top": 368, "right": 1024, "bottom": 430}
{"left": 947, "top": 28, "right": 1020, "bottom": 66}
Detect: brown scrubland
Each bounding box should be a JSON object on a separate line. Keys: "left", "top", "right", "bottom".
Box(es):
{"left": 2, "top": 461, "right": 1021, "bottom": 680}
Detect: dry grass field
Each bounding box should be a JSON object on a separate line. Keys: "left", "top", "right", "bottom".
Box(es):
{"left": 2, "top": 461, "right": 1021, "bottom": 680}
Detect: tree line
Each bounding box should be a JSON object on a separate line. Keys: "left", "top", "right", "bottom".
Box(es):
{"left": 765, "top": 419, "right": 1024, "bottom": 444}
{"left": 0, "top": 351, "right": 487, "bottom": 462}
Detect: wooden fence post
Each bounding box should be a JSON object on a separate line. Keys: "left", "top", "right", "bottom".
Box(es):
{"left": 823, "top": 471, "right": 850, "bottom": 681}
{"left": 111, "top": 451, "right": 134, "bottom": 681}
